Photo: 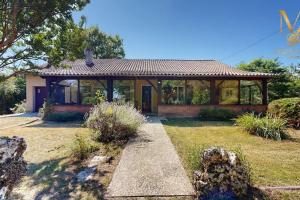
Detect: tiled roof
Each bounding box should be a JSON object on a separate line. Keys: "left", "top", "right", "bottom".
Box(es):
{"left": 39, "top": 59, "right": 273, "bottom": 78}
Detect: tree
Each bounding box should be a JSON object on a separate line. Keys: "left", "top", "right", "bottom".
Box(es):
{"left": 0, "top": 76, "right": 25, "bottom": 114}
{"left": 0, "top": 0, "right": 89, "bottom": 78}
{"left": 44, "top": 19, "right": 125, "bottom": 61}
{"left": 237, "top": 58, "right": 299, "bottom": 101}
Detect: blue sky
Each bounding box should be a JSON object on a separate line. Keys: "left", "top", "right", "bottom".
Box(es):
{"left": 73, "top": 0, "right": 300, "bottom": 66}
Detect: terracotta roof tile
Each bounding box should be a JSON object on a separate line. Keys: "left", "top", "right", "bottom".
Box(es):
{"left": 39, "top": 59, "right": 273, "bottom": 78}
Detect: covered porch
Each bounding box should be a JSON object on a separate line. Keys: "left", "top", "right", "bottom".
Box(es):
{"left": 43, "top": 76, "right": 268, "bottom": 117}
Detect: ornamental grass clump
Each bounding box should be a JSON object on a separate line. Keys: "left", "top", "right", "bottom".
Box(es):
{"left": 70, "top": 134, "right": 99, "bottom": 160}
{"left": 86, "top": 102, "right": 146, "bottom": 143}
{"left": 236, "top": 113, "right": 289, "bottom": 140}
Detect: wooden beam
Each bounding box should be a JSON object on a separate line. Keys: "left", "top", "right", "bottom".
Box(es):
{"left": 210, "top": 80, "right": 216, "bottom": 105}
{"left": 157, "top": 79, "right": 162, "bottom": 104}
{"left": 145, "top": 79, "right": 158, "bottom": 92}
{"left": 107, "top": 78, "right": 113, "bottom": 102}
{"left": 134, "top": 79, "right": 137, "bottom": 108}
{"left": 238, "top": 80, "right": 241, "bottom": 105}
{"left": 185, "top": 80, "right": 188, "bottom": 104}
{"left": 45, "top": 78, "right": 51, "bottom": 99}
{"left": 262, "top": 79, "right": 268, "bottom": 105}
{"left": 77, "top": 79, "right": 80, "bottom": 104}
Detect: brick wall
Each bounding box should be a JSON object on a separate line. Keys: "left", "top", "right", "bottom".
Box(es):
{"left": 158, "top": 104, "right": 267, "bottom": 117}
{"left": 52, "top": 105, "right": 92, "bottom": 113}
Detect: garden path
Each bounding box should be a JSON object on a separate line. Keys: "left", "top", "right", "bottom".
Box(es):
{"left": 107, "top": 116, "right": 195, "bottom": 198}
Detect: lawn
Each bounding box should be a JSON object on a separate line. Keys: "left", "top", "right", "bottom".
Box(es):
{"left": 0, "top": 119, "right": 122, "bottom": 200}
{"left": 162, "top": 119, "right": 300, "bottom": 199}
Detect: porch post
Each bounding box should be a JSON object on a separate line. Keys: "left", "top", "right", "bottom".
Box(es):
{"left": 107, "top": 78, "right": 113, "bottom": 102}
{"left": 238, "top": 80, "right": 241, "bottom": 105}
{"left": 45, "top": 78, "right": 51, "bottom": 99}
{"left": 77, "top": 79, "right": 80, "bottom": 104}
{"left": 157, "top": 79, "right": 162, "bottom": 104}
{"left": 134, "top": 79, "right": 137, "bottom": 107}
{"left": 262, "top": 79, "right": 268, "bottom": 105}
{"left": 210, "top": 79, "right": 216, "bottom": 104}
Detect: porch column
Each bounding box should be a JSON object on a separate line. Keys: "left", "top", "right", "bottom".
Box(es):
{"left": 77, "top": 79, "right": 80, "bottom": 104}
{"left": 107, "top": 78, "right": 113, "bottom": 102}
{"left": 45, "top": 78, "right": 51, "bottom": 99}
{"left": 262, "top": 79, "right": 268, "bottom": 105}
{"left": 238, "top": 80, "right": 241, "bottom": 105}
{"left": 157, "top": 79, "right": 162, "bottom": 104}
{"left": 210, "top": 79, "right": 217, "bottom": 104}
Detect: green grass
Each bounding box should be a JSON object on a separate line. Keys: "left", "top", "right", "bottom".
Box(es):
{"left": 162, "top": 118, "right": 300, "bottom": 187}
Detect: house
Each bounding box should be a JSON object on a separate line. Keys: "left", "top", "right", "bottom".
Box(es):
{"left": 26, "top": 59, "right": 272, "bottom": 117}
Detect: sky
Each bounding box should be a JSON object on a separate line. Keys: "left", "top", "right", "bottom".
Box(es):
{"left": 73, "top": 0, "right": 300, "bottom": 67}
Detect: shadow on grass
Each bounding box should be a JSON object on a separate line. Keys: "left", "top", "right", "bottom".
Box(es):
{"left": 161, "top": 118, "right": 234, "bottom": 127}
{"left": 11, "top": 157, "right": 107, "bottom": 200}
{"left": 26, "top": 120, "right": 83, "bottom": 129}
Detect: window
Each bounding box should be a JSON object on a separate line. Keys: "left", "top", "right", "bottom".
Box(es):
{"left": 80, "top": 80, "right": 107, "bottom": 105}
{"left": 50, "top": 80, "right": 78, "bottom": 104}
{"left": 113, "top": 80, "right": 134, "bottom": 104}
{"left": 161, "top": 80, "right": 185, "bottom": 104}
{"left": 216, "top": 80, "right": 239, "bottom": 104}
{"left": 186, "top": 80, "right": 210, "bottom": 104}
{"left": 240, "top": 80, "right": 262, "bottom": 105}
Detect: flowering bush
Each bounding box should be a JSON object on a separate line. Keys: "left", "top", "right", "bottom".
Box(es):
{"left": 86, "top": 102, "right": 146, "bottom": 142}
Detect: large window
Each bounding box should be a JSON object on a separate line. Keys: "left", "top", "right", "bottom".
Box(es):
{"left": 80, "top": 80, "right": 107, "bottom": 105}
{"left": 240, "top": 80, "right": 262, "bottom": 105}
{"left": 216, "top": 80, "right": 239, "bottom": 104}
{"left": 50, "top": 80, "right": 78, "bottom": 104}
{"left": 186, "top": 80, "right": 210, "bottom": 104}
{"left": 113, "top": 80, "right": 134, "bottom": 104}
{"left": 161, "top": 80, "right": 185, "bottom": 104}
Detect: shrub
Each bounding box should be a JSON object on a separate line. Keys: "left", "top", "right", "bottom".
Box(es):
{"left": 86, "top": 102, "right": 146, "bottom": 143}
{"left": 10, "top": 100, "right": 26, "bottom": 113}
{"left": 70, "top": 135, "right": 98, "bottom": 160}
{"left": 268, "top": 98, "right": 300, "bottom": 128}
{"left": 38, "top": 99, "right": 53, "bottom": 119}
{"left": 236, "top": 113, "right": 289, "bottom": 140}
{"left": 198, "top": 108, "right": 237, "bottom": 121}
{"left": 45, "top": 112, "right": 84, "bottom": 122}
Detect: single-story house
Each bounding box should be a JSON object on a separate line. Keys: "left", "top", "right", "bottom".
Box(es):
{"left": 26, "top": 59, "right": 273, "bottom": 117}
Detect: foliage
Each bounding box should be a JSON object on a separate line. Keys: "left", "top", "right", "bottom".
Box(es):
{"left": 44, "top": 19, "right": 125, "bottom": 64}
{"left": 70, "top": 134, "right": 98, "bottom": 160}
{"left": 81, "top": 90, "right": 107, "bottom": 105}
{"left": 0, "top": 0, "right": 89, "bottom": 75}
{"left": 86, "top": 102, "right": 146, "bottom": 143}
{"left": 0, "top": 76, "right": 25, "bottom": 114}
{"left": 236, "top": 113, "right": 289, "bottom": 140}
{"left": 191, "top": 89, "right": 210, "bottom": 104}
{"left": 268, "top": 98, "right": 300, "bottom": 128}
{"left": 237, "top": 58, "right": 300, "bottom": 101}
{"left": 38, "top": 99, "right": 53, "bottom": 120}
{"left": 45, "top": 112, "right": 84, "bottom": 122}
{"left": 198, "top": 108, "right": 237, "bottom": 121}
{"left": 10, "top": 100, "right": 26, "bottom": 114}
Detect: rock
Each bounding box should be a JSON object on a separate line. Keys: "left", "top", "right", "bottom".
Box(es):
{"left": 193, "top": 147, "right": 250, "bottom": 200}
{"left": 76, "top": 167, "right": 96, "bottom": 182}
{"left": 0, "top": 136, "right": 27, "bottom": 200}
{"left": 87, "top": 155, "right": 111, "bottom": 167}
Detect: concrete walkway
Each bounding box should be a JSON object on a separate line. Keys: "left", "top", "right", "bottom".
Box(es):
{"left": 107, "top": 117, "right": 195, "bottom": 198}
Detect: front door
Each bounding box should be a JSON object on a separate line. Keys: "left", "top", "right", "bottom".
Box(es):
{"left": 35, "top": 87, "right": 46, "bottom": 112}
{"left": 142, "top": 86, "right": 152, "bottom": 113}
